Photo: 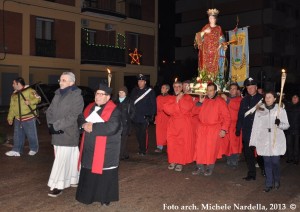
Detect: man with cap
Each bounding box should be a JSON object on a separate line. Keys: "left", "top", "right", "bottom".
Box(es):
{"left": 76, "top": 83, "right": 122, "bottom": 205}
{"left": 130, "top": 74, "right": 156, "bottom": 155}
{"left": 114, "top": 86, "right": 133, "bottom": 160}
{"left": 236, "top": 77, "right": 264, "bottom": 180}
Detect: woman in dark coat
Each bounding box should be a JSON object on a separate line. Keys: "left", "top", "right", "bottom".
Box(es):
{"left": 114, "top": 86, "right": 133, "bottom": 160}
{"left": 285, "top": 94, "right": 300, "bottom": 164}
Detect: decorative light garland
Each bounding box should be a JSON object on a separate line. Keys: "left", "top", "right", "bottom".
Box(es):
{"left": 129, "top": 48, "right": 142, "bottom": 65}
{"left": 116, "top": 33, "right": 125, "bottom": 49}
{"left": 82, "top": 28, "right": 126, "bottom": 49}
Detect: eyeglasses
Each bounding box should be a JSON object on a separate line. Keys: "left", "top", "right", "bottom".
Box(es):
{"left": 96, "top": 92, "right": 108, "bottom": 97}
{"left": 58, "top": 79, "right": 69, "bottom": 83}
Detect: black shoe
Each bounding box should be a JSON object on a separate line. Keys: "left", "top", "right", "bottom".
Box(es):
{"left": 261, "top": 170, "right": 266, "bottom": 177}
{"left": 101, "top": 202, "right": 110, "bottom": 206}
{"left": 192, "top": 167, "right": 205, "bottom": 175}
{"left": 263, "top": 187, "right": 272, "bottom": 192}
{"left": 48, "top": 188, "right": 63, "bottom": 197}
{"left": 243, "top": 176, "right": 256, "bottom": 181}
{"left": 294, "top": 161, "right": 299, "bottom": 165}
{"left": 275, "top": 182, "right": 280, "bottom": 190}
{"left": 286, "top": 160, "right": 293, "bottom": 163}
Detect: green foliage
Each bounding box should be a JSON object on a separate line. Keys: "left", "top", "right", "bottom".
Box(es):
{"left": 190, "top": 68, "right": 228, "bottom": 92}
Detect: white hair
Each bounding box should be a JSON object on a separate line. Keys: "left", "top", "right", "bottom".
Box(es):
{"left": 61, "top": 72, "right": 76, "bottom": 82}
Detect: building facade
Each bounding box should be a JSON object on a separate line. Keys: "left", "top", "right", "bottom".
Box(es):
{"left": 0, "top": 0, "right": 158, "bottom": 105}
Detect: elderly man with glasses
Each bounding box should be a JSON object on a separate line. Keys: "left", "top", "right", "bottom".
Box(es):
{"left": 46, "top": 72, "right": 84, "bottom": 197}
{"left": 76, "top": 83, "right": 122, "bottom": 206}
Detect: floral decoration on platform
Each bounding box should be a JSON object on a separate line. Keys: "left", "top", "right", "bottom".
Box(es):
{"left": 190, "top": 69, "right": 229, "bottom": 94}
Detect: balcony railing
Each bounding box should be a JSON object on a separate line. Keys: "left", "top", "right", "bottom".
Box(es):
{"left": 35, "top": 38, "right": 56, "bottom": 57}
{"left": 81, "top": 43, "right": 126, "bottom": 66}
{"left": 81, "top": 0, "right": 126, "bottom": 20}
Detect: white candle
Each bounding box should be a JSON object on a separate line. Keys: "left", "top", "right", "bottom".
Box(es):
{"left": 107, "top": 68, "right": 112, "bottom": 87}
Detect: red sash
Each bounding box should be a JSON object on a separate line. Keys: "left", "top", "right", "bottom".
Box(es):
{"left": 78, "top": 100, "right": 116, "bottom": 174}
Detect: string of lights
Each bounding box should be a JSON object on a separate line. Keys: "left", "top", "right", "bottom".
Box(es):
{"left": 82, "top": 28, "right": 126, "bottom": 50}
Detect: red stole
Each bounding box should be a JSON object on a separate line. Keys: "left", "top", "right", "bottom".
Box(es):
{"left": 78, "top": 100, "right": 116, "bottom": 174}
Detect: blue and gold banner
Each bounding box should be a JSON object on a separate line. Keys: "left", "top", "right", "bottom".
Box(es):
{"left": 229, "top": 27, "right": 249, "bottom": 86}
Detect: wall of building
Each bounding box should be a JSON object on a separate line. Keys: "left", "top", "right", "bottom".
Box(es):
{"left": 0, "top": 0, "right": 158, "bottom": 105}
{"left": 0, "top": 11, "right": 22, "bottom": 54}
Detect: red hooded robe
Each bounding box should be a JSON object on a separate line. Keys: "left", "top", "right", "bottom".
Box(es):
{"left": 163, "top": 94, "right": 194, "bottom": 165}
{"left": 155, "top": 95, "right": 172, "bottom": 146}
{"left": 193, "top": 96, "right": 230, "bottom": 164}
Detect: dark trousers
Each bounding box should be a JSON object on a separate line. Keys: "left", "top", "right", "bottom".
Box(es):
{"left": 133, "top": 122, "right": 148, "bottom": 154}
{"left": 243, "top": 140, "right": 264, "bottom": 177}
{"left": 257, "top": 155, "right": 265, "bottom": 171}
{"left": 119, "top": 134, "right": 129, "bottom": 159}
{"left": 263, "top": 156, "right": 280, "bottom": 187}
{"left": 286, "top": 134, "right": 300, "bottom": 162}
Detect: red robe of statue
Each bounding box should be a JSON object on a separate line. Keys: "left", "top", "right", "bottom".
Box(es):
{"left": 196, "top": 24, "right": 224, "bottom": 73}
{"left": 193, "top": 96, "right": 230, "bottom": 165}
{"left": 155, "top": 95, "right": 171, "bottom": 146}
{"left": 163, "top": 94, "right": 194, "bottom": 165}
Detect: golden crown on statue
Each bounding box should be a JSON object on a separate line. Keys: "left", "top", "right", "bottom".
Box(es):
{"left": 207, "top": 8, "right": 219, "bottom": 16}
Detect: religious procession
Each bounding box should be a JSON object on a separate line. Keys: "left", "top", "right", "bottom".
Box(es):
{"left": 153, "top": 8, "right": 298, "bottom": 193}
{"left": 2, "top": 7, "right": 300, "bottom": 209}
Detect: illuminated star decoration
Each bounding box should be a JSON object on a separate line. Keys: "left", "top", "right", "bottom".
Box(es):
{"left": 129, "top": 48, "right": 142, "bottom": 65}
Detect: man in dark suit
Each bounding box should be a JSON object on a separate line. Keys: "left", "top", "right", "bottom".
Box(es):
{"left": 236, "top": 77, "right": 264, "bottom": 181}
{"left": 130, "top": 74, "right": 156, "bottom": 155}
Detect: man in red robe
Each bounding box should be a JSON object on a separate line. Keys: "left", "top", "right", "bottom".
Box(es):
{"left": 183, "top": 80, "right": 199, "bottom": 148}
{"left": 163, "top": 81, "right": 194, "bottom": 172}
{"left": 220, "top": 83, "right": 243, "bottom": 168}
{"left": 226, "top": 83, "right": 243, "bottom": 168}
{"left": 192, "top": 83, "right": 231, "bottom": 176}
{"left": 155, "top": 84, "right": 171, "bottom": 153}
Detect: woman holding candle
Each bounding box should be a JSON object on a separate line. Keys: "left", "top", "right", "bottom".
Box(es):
{"left": 249, "top": 91, "right": 289, "bottom": 192}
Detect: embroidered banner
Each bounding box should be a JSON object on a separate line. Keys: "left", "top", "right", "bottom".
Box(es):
{"left": 229, "top": 27, "right": 249, "bottom": 86}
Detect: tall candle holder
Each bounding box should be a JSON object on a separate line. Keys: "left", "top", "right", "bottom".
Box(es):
{"left": 273, "top": 69, "right": 287, "bottom": 147}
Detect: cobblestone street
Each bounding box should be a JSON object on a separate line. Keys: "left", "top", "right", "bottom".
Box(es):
{"left": 0, "top": 113, "right": 300, "bottom": 212}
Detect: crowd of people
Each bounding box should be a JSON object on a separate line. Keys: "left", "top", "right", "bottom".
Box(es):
{"left": 4, "top": 72, "right": 300, "bottom": 206}
{"left": 4, "top": 7, "right": 299, "bottom": 207}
